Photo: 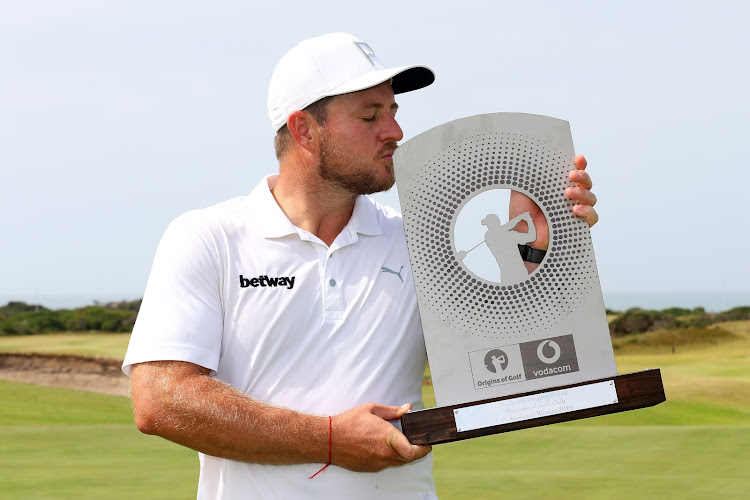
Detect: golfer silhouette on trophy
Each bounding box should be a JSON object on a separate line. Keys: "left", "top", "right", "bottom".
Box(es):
{"left": 458, "top": 211, "right": 536, "bottom": 284}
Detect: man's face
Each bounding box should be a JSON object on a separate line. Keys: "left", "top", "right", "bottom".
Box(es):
{"left": 316, "top": 81, "right": 404, "bottom": 195}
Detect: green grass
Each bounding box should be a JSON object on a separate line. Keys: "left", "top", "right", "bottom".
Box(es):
{"left": 2, "top": 426, "right": 198, "bottom": 499}
{"left": 0, "top": 379, "right": 132, "bottom": 426}
{"left": 1, "top": 323, "right": 749, "bottom": 498}
{"left": 0, "top": 332, "right": 130, "bottom": 359}
{"left": 433, "top": 426, "right": 750, "bottom": 499}
{"left": 0, "top": 381, "right": 197, "bottom": 499}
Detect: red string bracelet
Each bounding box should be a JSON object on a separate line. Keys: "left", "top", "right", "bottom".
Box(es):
{"left": 308, "top": 416, "right": 332, "bottom": 479}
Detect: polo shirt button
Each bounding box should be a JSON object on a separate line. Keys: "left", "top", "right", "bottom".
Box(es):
{"left": 329, "top": 279, "right": 337, "bottom": 287}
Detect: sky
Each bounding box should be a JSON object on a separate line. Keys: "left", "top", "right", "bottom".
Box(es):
{"left": 1, "top": 0, "right": 749, "bottom": 311}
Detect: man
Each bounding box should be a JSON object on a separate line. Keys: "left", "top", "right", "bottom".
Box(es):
{"left": 123, "top": 33, "right": 598, "bottom": 499}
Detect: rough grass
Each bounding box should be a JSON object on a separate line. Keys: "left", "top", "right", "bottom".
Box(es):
{"left": 611, "top": 325, "right": 741, "bottom": 353}
{"left": 0, "top": 332, "right": 130, "bottom": 359}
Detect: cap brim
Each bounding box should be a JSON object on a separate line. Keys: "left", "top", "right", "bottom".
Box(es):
{"left": 324, "top": 65, "right": 435, "bottom": 98}
{"left": 392, "top": 66, "right": 435, "bottom": 95}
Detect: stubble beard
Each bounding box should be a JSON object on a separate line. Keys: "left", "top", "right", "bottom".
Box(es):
{"left": 317, "top": 129, "right": 398, "bottom": 195}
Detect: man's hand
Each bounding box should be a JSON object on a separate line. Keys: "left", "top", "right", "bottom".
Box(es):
{"left": 509, "top": 154, "right": 598, "bottom": 250}
{"left": 331, "top": 403, "right": 432, "bottom": 473}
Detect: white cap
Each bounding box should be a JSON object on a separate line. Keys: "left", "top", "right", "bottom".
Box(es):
{"left": 267, "top": 33, "right": 435, "bottom": 132}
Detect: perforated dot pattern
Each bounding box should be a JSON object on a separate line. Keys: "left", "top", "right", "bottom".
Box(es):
{"left": 401, "top": 131, "right": 598, "bottom": 342}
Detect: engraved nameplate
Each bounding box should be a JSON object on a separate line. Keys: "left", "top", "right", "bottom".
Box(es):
{"left": 453, "top": 380, "right": 618, "bottom": 432}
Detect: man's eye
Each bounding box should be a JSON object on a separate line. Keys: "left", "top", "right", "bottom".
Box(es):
{"left": 362, "top": 116, "right": 376, "bottom": 122}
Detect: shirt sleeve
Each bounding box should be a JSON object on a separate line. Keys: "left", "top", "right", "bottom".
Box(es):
{"left": 122, "top": 215, "right": 224, "bottom": 375}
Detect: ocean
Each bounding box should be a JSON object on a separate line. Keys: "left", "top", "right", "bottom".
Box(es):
{"left": 2, "top": 291, "right": 749, "bottom": 313}
{"left": 602, "top": 291, "right": 750, "bottom": 313}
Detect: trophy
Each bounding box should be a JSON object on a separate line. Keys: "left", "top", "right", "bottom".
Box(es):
{"left": 394, "top": 113, "right": 665, "bottom": 445}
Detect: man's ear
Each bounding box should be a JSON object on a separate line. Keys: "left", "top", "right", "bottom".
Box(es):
{"left": 287, "top": 110, "right": 318, "bottom": 153}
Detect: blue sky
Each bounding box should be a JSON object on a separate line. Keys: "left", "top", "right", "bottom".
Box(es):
{"left": 1, "top": 1, "right": 748, "bottom": 309}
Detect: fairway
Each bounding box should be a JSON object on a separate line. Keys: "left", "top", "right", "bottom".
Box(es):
{"left": 433, "top": 426, "right": 749, "bottom": 499}
{"left": 0, "top": 381, "right": 197, "bottom": 500}
{"left": 1, "top": 322, "right": 749, "bottom": 499}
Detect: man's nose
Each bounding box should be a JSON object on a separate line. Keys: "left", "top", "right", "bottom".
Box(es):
{"left": 380, "top": 113, "right": 404, "bottom": 143}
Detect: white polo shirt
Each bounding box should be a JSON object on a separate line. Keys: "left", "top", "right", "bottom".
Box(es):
{"left": 123, "top": 175, "right": 436, "bottom": 500}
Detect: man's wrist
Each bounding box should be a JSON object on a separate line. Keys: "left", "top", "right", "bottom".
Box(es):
{"left": 518, "top": 244, "right": 546, "bottom": 264}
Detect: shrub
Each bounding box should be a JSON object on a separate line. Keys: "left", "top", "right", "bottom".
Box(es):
{"left": 0, "top": 310, "right": 65, "bottom": 335}
{"left": 660, "top": 307, "right": 693, "bottom": 317}
{"left": 0, "top": 301, "right": 137, "bottom": 335}
{"left": 716, "top": 306, "right": 750, "bottom": 322}
{"left": 61, "top": 307, "right": 136, "bottom": 333}
{"left": 609, "top": 308, "right": 680, "bottom": 336}
{"left": 0, "top": 301, "right": 47, "bottom": 319}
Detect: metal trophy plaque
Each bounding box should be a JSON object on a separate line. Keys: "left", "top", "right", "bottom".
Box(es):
{"left": 394, "top": 113, "right": 665, "bottom": 444}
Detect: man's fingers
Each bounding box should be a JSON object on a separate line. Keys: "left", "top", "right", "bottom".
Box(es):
{"left": 574, "top": 154, "right": 587, "bottom": 170}
{"left": 572, "top": 204, "right": 599, "bottom": 227}
{"left": 372, "top": 403, "right": 432, "bottom": 463}
{"left": 369, "top": 403, "right": 411, "bottom": 421}
{"left": 386, "top": 426, "right": 432, "bottom": 462}
{"left": 566, "top": 186, "right": 599, "bottom": 227}
{"left": 569, "top": 169, "right": 592, "bottom": 190}
{"left": 568, "top": 154, "right": 597, "bottom": 227}
{"left": 566, "top": 187, "right": 597, "bottom": 207}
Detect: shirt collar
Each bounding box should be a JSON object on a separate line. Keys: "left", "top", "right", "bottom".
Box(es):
{"left": 251, "top": 175, "right": 383, "bottom": 239}
{"left": 251, "top": 175, "right": 298, "bottom": 238}
{"left": 350, "top": 195, "right": 383, "bottom": 236}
